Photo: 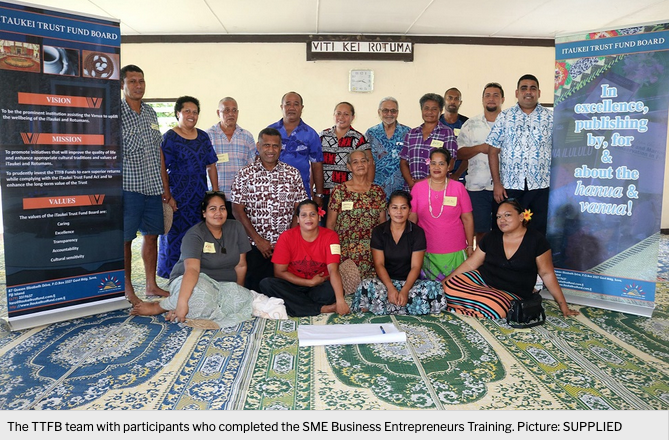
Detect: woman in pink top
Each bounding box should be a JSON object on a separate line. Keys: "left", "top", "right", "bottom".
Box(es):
{"left": 409, "top": 148, "right": 474, "bottom": 281}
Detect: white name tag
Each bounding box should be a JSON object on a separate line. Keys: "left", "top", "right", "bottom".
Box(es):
{"left": 203, "top": 242, "right": 216, "bottom": 253}
{"left": 330, "top": 244, "right": 341, "bottom": 255}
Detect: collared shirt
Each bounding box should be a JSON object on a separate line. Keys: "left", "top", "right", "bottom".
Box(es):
{"left": 268, "top": 118, "right": 323, "bottom": 197}
{"left": 319, "top": 126, "right": 369, "bottom": 193}
{"left": 439, "top": 113, "right": 469, "bottom": 137}
{"left": 457, "top": 113, "right": 496, "bottom": 191}
{"left": 205, "top": 123, "right": 256, "bottom": 198}
{"left": 486, "top": 104, "right": 553, "bottom": 190}
{"left": 366, "top": 122, "right": 411, "bottom": 198}
{"left": 230, "top": 160, "right": 307, "bottom": 246}
{"left": 120, "top": 99, "right": 163, "bottom": 195}
{"left": 399, "top": 121, "right": 457, "bottom": 183}
{"left": 371, "top": 220, "right": 426, "bottom": 280}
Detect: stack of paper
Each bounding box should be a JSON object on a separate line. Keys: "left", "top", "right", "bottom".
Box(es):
{"left": 298, "top": 323, "right": 406, "bottom": 347}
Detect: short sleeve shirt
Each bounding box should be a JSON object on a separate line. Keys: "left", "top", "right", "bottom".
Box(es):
{"left": 169, "top": 220, "right": 252, "bottom": 283}
{"left": 400, "top": 122, "right": 457, "bottom": 183}
{"left": 457, "top": 113, "right": 495, "bottom": 191}
{"left": 230, "top": 160, "right": 307, "bottom": 246}
{"left": 319, "top": 126, "right": 369, "bottom": 193}
{"left": 371, "top": 220, "right": 426, "bottom": 280}
{"left": 486, "top": 104, "right": 553, "bottom": 190}
{"left": 478, "top": 228, "right": 551, "bottom": 299}
{"left": 121, "top": 99, "right": 164, "bottom": 195}
{"left": 272, "top": 226, "right": 341, "bottom": 279}
{"left": 205, "top": 123, "right": 256, "bottom": 198}
{"left": 269, "top": 118, "right": 324, "bottom": 197}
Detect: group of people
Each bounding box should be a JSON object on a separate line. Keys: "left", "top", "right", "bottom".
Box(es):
{"left": 121, "top": 63, "right": 579, "bottom": 328}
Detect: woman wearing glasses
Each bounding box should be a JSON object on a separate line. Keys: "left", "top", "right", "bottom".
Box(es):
{"left": 442, "top": 199, "right": 579, "bottom": 319}
{"left": 158, "top": 96, "right": 219, "bottom": 278}
{"left": 132, "top": 191, "right": 254, "bottom": 328}
{"left": 364, "top": 97, "right": 410, "bottom": 199}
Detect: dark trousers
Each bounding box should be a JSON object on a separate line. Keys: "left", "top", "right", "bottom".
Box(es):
{"left": 245, "top": 246, "right": 274, "bottom": 292}
{"left": 501, "top": 187, "right": 550, "bottom": 236}
{"left": 259, "top": 277, "right": 335, "bottom": 317}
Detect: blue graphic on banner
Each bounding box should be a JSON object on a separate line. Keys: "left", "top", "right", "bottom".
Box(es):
{"left": 0, "top": 1, "right": 125, "bottom": 327}
{"left": 0, "top": 6, "right": 120, "bottom": 45}
{"left": 556, "top": 31, "right": 668, "bottom": 59}
{"left": 550, "top": 23, "right": 668, "bottom": 316}
{"left": 554, "top": 269, "right": 656, "bottom": 301}
{"left": 6, "top": 270, "right": 124, "bottom": 313}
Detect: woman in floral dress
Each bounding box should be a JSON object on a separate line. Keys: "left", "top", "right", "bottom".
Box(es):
{"left": 326, "top": 150, "right": 386, "bottom": 280}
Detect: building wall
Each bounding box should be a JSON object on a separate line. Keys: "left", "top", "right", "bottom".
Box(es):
{"left": 120, "top": 41, "right": 669, "bottom": 229}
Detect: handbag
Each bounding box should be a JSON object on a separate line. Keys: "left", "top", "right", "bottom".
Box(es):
{"left": 507, "top": 292, "right": 546, "bottom": 328}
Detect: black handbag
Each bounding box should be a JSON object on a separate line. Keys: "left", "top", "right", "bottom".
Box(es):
{"left": 507, "top": 292, "right": 546, "bottom": 328}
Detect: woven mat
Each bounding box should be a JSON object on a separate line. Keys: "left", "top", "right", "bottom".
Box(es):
{"left": 0, "top": 236, "right": 667, "bottom": 410}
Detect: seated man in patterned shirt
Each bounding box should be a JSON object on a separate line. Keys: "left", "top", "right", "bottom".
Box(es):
{"left": 231, "top": 128, "right": 307, "bottom": 292}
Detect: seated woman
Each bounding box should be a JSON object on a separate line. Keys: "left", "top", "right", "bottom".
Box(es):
{"left": 352, "top": 190, "right": 445, "bottom": 315}
{"left": 326, "top": 150, "right": 387, "bottom": 279}
{"left": 131, "top": 191, "right": 254, "bottom": 328}
{"left": 409, "top": 147, "right": 474, "bottom": 281}
{"left": 442, "top": 199, "right": 580, "bottom": 319}
{"left": 260, "top": 200, "right": 350, "bottom": 317}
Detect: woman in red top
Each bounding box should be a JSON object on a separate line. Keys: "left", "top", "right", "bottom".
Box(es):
{"left": 259, "top": 200, "right": 350, "bottom": 317}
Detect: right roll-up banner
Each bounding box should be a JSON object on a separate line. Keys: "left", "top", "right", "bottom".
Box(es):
{"left": 550, "top": 23, "right": 669, "bottom": 317}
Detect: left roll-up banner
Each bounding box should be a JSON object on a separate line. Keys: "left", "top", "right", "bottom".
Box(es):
{"left": 0, "top": 0, "right": 126, "bottom": 330}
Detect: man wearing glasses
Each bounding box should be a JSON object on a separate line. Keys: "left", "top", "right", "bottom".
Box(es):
{"left": 206, "top": 97, "right": 256, "bottom": 219}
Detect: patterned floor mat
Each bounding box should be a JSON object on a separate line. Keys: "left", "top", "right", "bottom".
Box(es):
{"left": 0, "top": 235, "right": 667, "bottom": 410}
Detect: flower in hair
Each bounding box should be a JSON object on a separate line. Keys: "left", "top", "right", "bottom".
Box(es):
{"left": 523, "top": 209, "right": 533, "bottom": 222}
{"left": 425, "top": 158, "right": 431, "bottom": 166}
{"left": 318, "top": 207, "right": 326, "bottom": 218}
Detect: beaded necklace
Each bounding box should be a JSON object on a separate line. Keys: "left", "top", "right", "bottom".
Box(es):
{"left": 428, "top": 178, "right": 448, "bottom": 219}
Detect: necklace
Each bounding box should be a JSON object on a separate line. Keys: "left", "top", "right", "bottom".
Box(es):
{"left": 428, "top": 178, "right": 448, "bottom": 219}
{"left": 209, "top": 228, "right": 227, "bottom": 254}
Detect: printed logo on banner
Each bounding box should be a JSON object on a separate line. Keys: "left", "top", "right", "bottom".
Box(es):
{"left": 621, "top": 284, "right": 645, "bottom": 299}
{"left": 98, "top": 275, "right": 122, "bottom": 292}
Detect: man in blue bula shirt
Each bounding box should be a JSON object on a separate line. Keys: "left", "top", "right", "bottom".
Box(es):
{"left": 487, "top": 74, "right": 553, "bottom": 236}
{"left": 268, "top": 92, "right": 325, "bottom": 207}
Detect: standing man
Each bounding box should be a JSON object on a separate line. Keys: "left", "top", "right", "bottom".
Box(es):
{"left": 439, "top": 87, "right": 469, "bottom": 136}
{"left": 206, "top": 97, "right": 256, "bottom": 218}
{"left": 487, "top": 74, "right": 552, "bottom": 235}
{"left": 268, "top": 92, "right": 325, "bottom": 206}
{"left": 231, "top": 127, "right": 307, "bottom": 292}
{"left": 440, "top": 87, "right": 470, "bottom": 181}
{"left": 457, "top": 82, "right": 505, "bottom": 246}
{"left": 120, "top": 64, "right": 174, "bottom": 305}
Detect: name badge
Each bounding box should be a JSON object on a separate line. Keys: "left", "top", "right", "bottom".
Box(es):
{"left": 330, "top": 244, "right": 341, "bottom": 255}
{"left": 203, "top": 242, "right": 216, "bottom": 253}
{"left": 151, "top": 123, "right": 160, "bottom": 131}
{"left": 430, "top": 140, "right": 444, "bottom": 148}
{"left": 217, "top": 153, "right": 229, "bottom": 163}
{"left": 341, "top": 201, "right": 354, "bottom": 211}
{"left": 453, "top": 128, "right": 461, "bottom": 137}
{"left": 443, "top": 196, "right": 457, "bottom": 206}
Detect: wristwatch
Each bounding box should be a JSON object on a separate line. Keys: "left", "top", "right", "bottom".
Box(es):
{"left": 313, "top": 193, "right": 324, "bottom": 198}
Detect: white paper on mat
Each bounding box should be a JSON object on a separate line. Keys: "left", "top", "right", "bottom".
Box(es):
{"left": 298, "top": 323, "right": 406, "bottom": 347}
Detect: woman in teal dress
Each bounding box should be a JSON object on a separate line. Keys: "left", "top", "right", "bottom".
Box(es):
{"left": 158, "top": 96, "right": 219, "bottom": 278}
{"left": 365, "top": 96, "right": 411, "bottom": 199}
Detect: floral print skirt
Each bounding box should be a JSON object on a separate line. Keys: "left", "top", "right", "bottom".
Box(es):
{"left": 352, "top": 277, "right": 446, "bottom": 315}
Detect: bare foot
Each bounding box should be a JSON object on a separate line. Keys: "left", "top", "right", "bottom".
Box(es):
{"left": 145, "top": 284, "right": 169, "bottom": 298}
{"left": 130, "top": 301, "right": 163, "bottom": 316}
{"left": 320, "top": 303, "right": 337, "bottom": 314}
{"left": 125, "top": 284, "right": 141, "bottom": 306}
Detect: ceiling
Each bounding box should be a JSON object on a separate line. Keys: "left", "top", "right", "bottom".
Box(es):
{"left": 11, "top": 0, "right": 670, "bottom": 39}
